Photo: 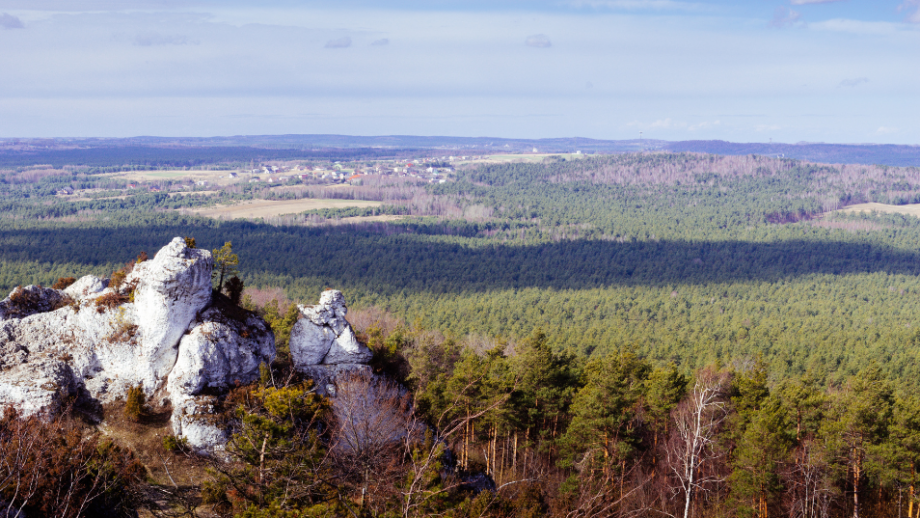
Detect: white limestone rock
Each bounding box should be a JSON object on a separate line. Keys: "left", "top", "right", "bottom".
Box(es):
{"left": 0, "top": 237, "right": 278, "bottom": 455}
{"left": 63, "top": 275, "right": 108, "bottom": 300}
{"left": 0, "top": 285, "right": 68, "bottom": 322}
{"left": 170, "top": 395, "right": 228, "bottom": 455}
{"left": 0, "top": 299, "right": 140, "bottom": 409}
{"left": 290, "top": 290, "right": 372, "bottom": 369}
{"left": 289, "top": 318, "right": 336, "bottom": 365}
{"left": 168, "top": 306, "right": 275, "bottom": 398}
{"left": 0, "top": 359, "right": 77, "bottom": 417}
{"left": 125, "top": 237, "right": 213, "bottom": 393}
{"left": 165, "top": 304, "right": 274, "bottom": 453}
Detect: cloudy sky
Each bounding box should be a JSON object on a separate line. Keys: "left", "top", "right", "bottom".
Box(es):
{"left": 0, "top": 0, "right": 917, "bottom": 144}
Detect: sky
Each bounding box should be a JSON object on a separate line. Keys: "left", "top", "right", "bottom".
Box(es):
{"left": 0, "top": 0, "right": 917, "bottom": 144}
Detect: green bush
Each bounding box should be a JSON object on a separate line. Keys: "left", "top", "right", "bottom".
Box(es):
{"left": 124, "top": 385, "right": 147, "bottom": 422}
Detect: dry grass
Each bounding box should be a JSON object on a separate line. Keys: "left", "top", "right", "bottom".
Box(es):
{"left": 98, "top": 402, "right": 211, "bottom": 487}
{"left": 837, "top": 202, "right": 920, "bottom": 217}
{"left": 189, "top": 198, "right": 382, "bottom": 219}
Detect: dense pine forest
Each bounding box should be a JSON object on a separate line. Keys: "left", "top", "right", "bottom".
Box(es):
{"left": 3, "top": 151, "right": 920, "bottom": 516}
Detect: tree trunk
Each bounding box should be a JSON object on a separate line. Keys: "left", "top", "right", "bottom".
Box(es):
{"left": 909, "top": 463, "right": 915, "bottom": 518}
{"left": 853, "top": 452, "right": 861, "bottom": 518}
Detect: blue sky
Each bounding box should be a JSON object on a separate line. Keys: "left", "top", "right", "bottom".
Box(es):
{"left": 0, "top": 0, "right": 917, "bottom": 144}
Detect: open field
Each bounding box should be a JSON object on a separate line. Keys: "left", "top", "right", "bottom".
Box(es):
{"left": 190, "top": 198, "right": 382, "bottom": 219}
{"left": 108, "top": 168, "right": 252, "bottom": 186}
{"left": 457, "top": 153, "right": 589, "bottom": 165}
{"left": 838, "top": 202, "right": 920, "bottom": 217}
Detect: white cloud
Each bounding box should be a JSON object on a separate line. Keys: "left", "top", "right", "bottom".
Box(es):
{"left": 132, "top": 32, "right": 197, "bottom": 46}
{"left": 877, "top": 126, "right": 899, "bottom": 134}
{"left": 0, "top": 12, "right": 23, "bottom": 29}
{"left": 838, "top": 77, "right": 869, "bottom": 87}
{"left": 689, "top": 120, "right": 721, "bottom": 131}
{"left": 565, "top": 0, "right": 703, "bottom": 10}
{"left": 324, "top": 36, "right": 351, "bottom": 48}
{"left": 525, "top": 34, "right": 552, "bottom": 48}
{"left": 370, "top": 38, "right": 389, "bottom": 46}
{"left": 770, "top": 6, "right": 801, "bottom": 28}
{"left": 898, "top": 0, "right": 920, "bottom": 23}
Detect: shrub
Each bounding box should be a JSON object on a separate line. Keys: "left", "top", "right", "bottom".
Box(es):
{"left": 184, "top": 236, "right": 196, "bottom": 249}
{"left": 51, "top": 277, "right": 77, "bottom": 290}
{"left": 94, "top": 291, "right": 129, "bottom": 313}
{"left": 109, "top": 269, "right": 128, "bottom": 290}
{"left": 124, "top": 385, "right": 147, "bottom": 422}
{"left": 0, "top": 409, "right": 144, "bottom": 516}
{"left": 136, "top": 251, "right": 148, "bottom": 263}
{"left": 162, "top": 434, "right": 189, "bottom": 453}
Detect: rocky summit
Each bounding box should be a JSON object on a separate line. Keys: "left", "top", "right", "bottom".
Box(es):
{"left": 0, "top": 237, "right": 274, "bottom": 453}
{"left": 0, "top": 237, "right": 376, "bottom": 455}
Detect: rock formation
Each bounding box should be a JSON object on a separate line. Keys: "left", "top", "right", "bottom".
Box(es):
{"left": 290, "top": 289, "right": 372, "bottom": 367}
{"left": 0, "top": 237, "right": 275, "bottom": 454}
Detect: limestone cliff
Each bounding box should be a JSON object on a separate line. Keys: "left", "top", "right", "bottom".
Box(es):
{"left": 0, "top": 238, "right": 379, "bottom": 455}
{"left": 0, "top": 237, "right": 274, "bottom": 453}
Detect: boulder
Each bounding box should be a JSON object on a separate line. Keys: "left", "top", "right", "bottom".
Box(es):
{"left": 166, "top": 303, "right": 274, "bottom": 453}
{"left": 0, "top": 359, "right": 77, "bottom": 417}
{"left": 126, "top": 237, "right": 213, "bottom": 393}
{"left": 63, "top": 275, "right": 108, "bottom": 301}
{"left": 0, "top": 285, "right": 68, "bottom": 322}
{"left": 290, "top": 290, "right": 372, "bottom": 369}
{"left": 168, "top": 306, "right": 275, "bottom": 399}
{"left": 170, "top": 395, "right": 228, "bottom": 455}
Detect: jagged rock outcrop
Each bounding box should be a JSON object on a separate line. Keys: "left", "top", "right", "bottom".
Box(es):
{"left": 167, "top": 305, "right": 274, "bottom": 452}
{"left": 125, "top": 238, "right": 215, "bottom": 393}
{"left": 0, "top": 359, "right": 78, "bottom": 418}
{"left": 0, "top": 237, "right": 275, "bottom": 454}
{"left": 63, "top": 275, "right": 108, "bottom": 301}
{"left": 290, "top": 290, "right": 372, "bottom": 369}
{"left": 0, "top": 285, "right": 68, "bottom": 321}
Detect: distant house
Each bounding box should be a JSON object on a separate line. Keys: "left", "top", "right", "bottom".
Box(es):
{"left": 57, "top": 187, "right": 74, "bottom": 195}
{"left": 196, "top": 181, "right": 208, "bottom": 186}
{"left": 249, "top": 178, "right": 260, "bottom": 183}
{"left": 348, "top": 174, "right": 364, "bottom": 185}
{"left": 300, "top": 174, "right": 310, "bottom": 180}
{"left": 149, "top": 186, "right": 161, "bottom": 192}
{"left": 228, "top": 172, "right": 238, "bottom": 178}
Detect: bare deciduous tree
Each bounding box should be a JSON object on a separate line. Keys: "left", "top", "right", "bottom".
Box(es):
{"left": 666, "top": 370, "right": 730, "bottom": 518}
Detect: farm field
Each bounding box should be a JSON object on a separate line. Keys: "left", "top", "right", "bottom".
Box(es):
{"left": 108, "top": 168, "right": 243, "bottom": 186}
{"left": 838, "top": 202, "right": 920, "bottom": 217}
{"left": 456, "top": 153, "right": 588, "bottom": 165}
{"left": 189, "top": 198, "right": 382, "bottom": 219}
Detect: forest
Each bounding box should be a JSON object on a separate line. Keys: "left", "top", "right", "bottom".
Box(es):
{"left": 3, "top": 150, "right": 920, "bottom": 516}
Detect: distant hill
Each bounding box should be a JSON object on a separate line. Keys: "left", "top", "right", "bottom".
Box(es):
{"left": 1, "top": 135, "right": 918, "bottom": 167}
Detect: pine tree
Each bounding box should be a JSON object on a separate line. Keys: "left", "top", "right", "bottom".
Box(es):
{"left": 212, "top": 241, "right": 239, "bottom": 294}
